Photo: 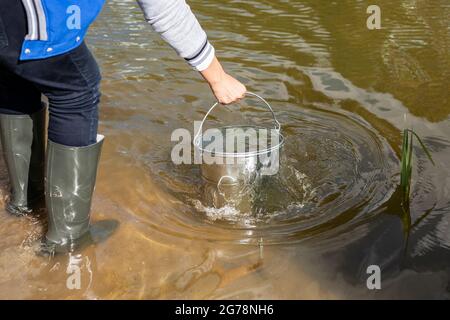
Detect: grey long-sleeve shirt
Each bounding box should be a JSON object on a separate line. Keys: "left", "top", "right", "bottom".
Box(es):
{"left": 136, "top": 0, "right": 215, "bottom": 71}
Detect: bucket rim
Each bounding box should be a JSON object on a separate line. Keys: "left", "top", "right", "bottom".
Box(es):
{"left": 193, "top": 125, "right": 285, "bottom": 158}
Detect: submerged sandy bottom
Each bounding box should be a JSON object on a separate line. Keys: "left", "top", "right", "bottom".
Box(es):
{"left": 0, "top": 144, "right": 337, "bottom": 299}
{"left": 0, "top": 142, "right": 447, "bottom": 299}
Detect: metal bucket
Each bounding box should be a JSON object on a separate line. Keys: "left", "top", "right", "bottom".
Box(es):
{"left": 193, "top": 92, "right": 285, "bottom": 191}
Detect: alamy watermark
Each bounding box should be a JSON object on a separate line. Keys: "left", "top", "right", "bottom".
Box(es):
{"left": 171, "top": 122, "right": 281, "bottom": 176}
{"left": 66, "top": 253, "right": 93, "bottom": 292}
{"left": 66, "top": 5, "right": 81, "bottom": 30}
{"left": 367, "top": 5, "right": 381, "bottom": 30}
{"left": 366, "top": 265, "right": 381, "bottom": 290}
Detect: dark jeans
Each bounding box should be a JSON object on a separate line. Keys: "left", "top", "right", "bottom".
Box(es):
{"left": 0, "top": 0, "right": 101, "bottom": 147}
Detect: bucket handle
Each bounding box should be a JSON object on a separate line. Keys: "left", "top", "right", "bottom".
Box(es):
{"left": 194, "top": 92, "right": 281, "bottom": 145}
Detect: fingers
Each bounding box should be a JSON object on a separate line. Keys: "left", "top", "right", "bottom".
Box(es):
{"left": 219, "top": 92, "right": 243, "bottom": 105}
{"left": 223, "top": 81, "right": 247, "bottom": 105}
{"left": 212, "top": 73, "right": 247, "bottom": 105}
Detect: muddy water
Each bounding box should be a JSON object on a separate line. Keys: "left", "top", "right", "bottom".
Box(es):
{"left": 1, "top": 0, "right": 449, "bottom": 299}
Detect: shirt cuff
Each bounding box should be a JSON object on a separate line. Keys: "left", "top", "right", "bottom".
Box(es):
{"left": 184, "top": 40, "right": 215, "bottom": 71}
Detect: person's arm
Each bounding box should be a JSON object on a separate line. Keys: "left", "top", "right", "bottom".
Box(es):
{"left": 136, "top": 0, "right": 246, "bottom": 104}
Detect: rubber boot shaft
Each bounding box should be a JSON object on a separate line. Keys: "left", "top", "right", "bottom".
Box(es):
{"left": 45, "top": 135, "right": 104, "bottom": 246}
{"left": 0, "top": 105, "right": 46, "bottom": 215}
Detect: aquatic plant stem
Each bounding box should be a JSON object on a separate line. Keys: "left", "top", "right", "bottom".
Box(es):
{"left": 400, "top": 129, "right": 435, "bottom": 210}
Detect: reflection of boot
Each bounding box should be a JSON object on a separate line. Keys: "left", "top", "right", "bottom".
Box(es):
{"left": 0, "top": 105, "right": 46, "bottom": 216}
{"left": 42, "top": 135, "right": 118, "bottom": 255}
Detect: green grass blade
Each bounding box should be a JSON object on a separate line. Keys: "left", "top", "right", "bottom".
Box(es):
{"left": 400, "top": 130, "right": 411, "bottom": 199}
{"left": 400, "top": 129, "right": 435, "bottom": 208}
{"left": 406, "top": 129, "right": 436, "bottom": 166}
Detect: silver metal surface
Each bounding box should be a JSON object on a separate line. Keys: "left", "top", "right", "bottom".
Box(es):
{"left": 194, "top": 93, "right": 284, "bottom": 187}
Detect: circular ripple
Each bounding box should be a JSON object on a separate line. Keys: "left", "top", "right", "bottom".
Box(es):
{"left": 145, "top": 107, "right": 399, "bottom": 245}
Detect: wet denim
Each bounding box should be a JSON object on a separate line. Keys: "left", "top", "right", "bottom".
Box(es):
{"left": 0, "top": 0, "right": 101, "bottom": 147}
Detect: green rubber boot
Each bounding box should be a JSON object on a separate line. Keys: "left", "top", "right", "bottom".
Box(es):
{"left": 0, "top": 105, "right": 46, "bottom": 216}
{"left": 42, "top": 135, "right": 118, "bottom": 255}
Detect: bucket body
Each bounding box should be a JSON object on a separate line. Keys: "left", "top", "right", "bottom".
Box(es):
{"left": 201, "top": 154, "right": 258, "bottom": 185}
{"left": 196, "top": 125, "right": 284, "bottom": 188}
{"left": 202, "top": 180, "right": 253, "bottom": 213}
{"left": 193, "top": 92, "right": 284, "bottom": 208}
